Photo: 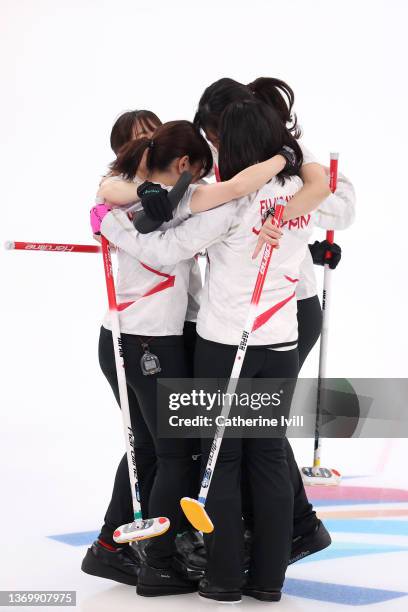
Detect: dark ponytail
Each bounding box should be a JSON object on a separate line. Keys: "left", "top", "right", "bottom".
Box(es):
{"left": 247, "top": 77, "right": 300, "bottom": 137}
{"left": 110, "top": 138, "right": 151, "bottom": 180}
{"left": 110, "top": 120, "right": 213, "bottom": 181}
{"left": 218, "top": 99, "right": 303, "bottom": 184}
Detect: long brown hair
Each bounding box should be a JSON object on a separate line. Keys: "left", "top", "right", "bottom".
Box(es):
{"left": 110, "top": 110, "right": 162, "bottom": 154}
{"left": 110, "top": 120, "right": 213, "bottom": 181}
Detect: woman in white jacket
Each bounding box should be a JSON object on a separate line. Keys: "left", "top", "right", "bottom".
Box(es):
{"left": 193, "top": 77, "right": 355, "bottom": 573}
{"left": 83, "top": 109, "right": 211, "bottom": 588}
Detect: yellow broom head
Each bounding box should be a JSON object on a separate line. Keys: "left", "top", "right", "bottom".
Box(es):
{"left": 180, "top": 497, "right": 214, "bottom": 533}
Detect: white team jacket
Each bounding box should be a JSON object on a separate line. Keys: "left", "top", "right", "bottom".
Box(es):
{"left": 101, "top": 176, "right": 315, "bottom": 347}
{"left": 98, "top": 173, "right": 201, "bottom": 333}
{"left": 101, "top": 197, "right": 195, "bottom": 336}
{"left": 210, "top": 145, "right": 356, "bottom": 301}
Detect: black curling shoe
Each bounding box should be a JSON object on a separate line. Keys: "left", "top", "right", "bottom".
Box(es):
{"left": 289, "top": 519, "right": 331, "bottom": 564}
{"left": 137, "top": 561, "right": 198, "bottom": 597}
{"left": 173, "top": 529, "right": 206, "bottom": 581}
{"left": 243, "top": 585, "right": 281, "bottom": 602}
{"left": 81, "top": 540, "right": 140, "bottom": 586}
{"left": 199, "top": 579, "right": 242, "bottom": 603}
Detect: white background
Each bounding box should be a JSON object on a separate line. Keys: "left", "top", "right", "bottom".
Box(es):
{"left": 1, "top": 0, "right": 408, "bottom": 546}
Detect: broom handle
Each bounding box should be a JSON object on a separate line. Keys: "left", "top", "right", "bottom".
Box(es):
{"left": 313, "top": 152, "right": 339, "bottom": 468}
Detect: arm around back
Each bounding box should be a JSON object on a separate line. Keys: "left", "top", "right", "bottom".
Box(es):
{"left": 283, "top": 163, "right": 331, "bottom": 221}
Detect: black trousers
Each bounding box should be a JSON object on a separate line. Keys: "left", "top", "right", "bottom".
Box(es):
{"left": 243, "top": 294, "right": 323, "bottom": 538}
{"left": 291, "top": 295, "right": 322, "bottom": 535}
{"left": 297, "top": 295, "right": 323, "bottom": 371}
{"left": 98, "top": 296, "right": 322, "bottom": 561}
{"left": 195, "top": 338, "right": 298, "bottom": 589}
{"left": 98, "top": 326, "right": 197, "bottom": 567}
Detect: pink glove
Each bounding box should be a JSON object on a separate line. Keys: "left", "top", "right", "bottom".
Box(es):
{"left": 90, "top": 203, "right": 110, "bottom": 235}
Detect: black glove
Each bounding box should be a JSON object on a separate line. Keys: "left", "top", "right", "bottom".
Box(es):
{"left": 309, "top": 239, "right": 342, "bottom": 269}
{"left": 137, "top": 181, "right": 173, "bottom": 223}
{"left": 279, "top": 145, "right": 297, "bottom": 169}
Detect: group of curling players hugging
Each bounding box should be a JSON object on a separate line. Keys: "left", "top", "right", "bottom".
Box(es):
{"left": 82, "top": 76, "right": 355, "bottom": 604}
